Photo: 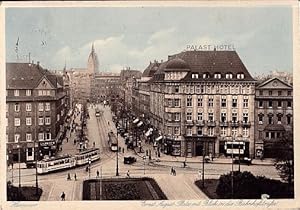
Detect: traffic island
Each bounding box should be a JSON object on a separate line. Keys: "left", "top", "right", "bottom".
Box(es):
{"left": 83, "top": 177, "right": 167, "bottom": 200}
{"left": 7, "top": 182, "right": 43, "bottom": 201}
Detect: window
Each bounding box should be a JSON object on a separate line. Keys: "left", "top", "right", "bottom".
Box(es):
{"left": 214, "top": 73, "right": 221, "bottom": 79}
{"left": 278, "top": 91, "right": 282, "bottom": 96}
{"left": 45, "top": 133, "right": 51, "bottom": 140}
{"left": 232, "top": 128, "right": 237, "bottom": 136}
{"left": 38, "top": 133, "right": 44, "bottom": 141}
{"left": 197, "top": 127, "right": 203, "bottom": 136}
{"left": 243, "top": 128, "right": 249, "bottom": 137}
{"left": 269, "top": 91, "right": 272, "bottom": 96}
{"left": 259, "top": 101, "right": 263, "bottom": 108}
{"left": 174, "top": 99, "right": 180, "bottom": 107}
{"left": 187, "top": 126, "right": 192, "bottom": 136}
{"left": 287, "top": 115, "right": 292, "bottom": 125}
{"left": 26, "top": 89, "right": 32, "bottom": 96}
{"left": 192, "top": 73, "right": 198, "bottom": 79}
{"left": 175, "top": 113, "right": 180, "bottom": 121}
{"left": 186, "top": 97, "right": 192, "bottom": 107}
{"left": 26, "top": 117, "right": 32, "bottom": 126}
{"left": 197, "top": 97, "right": 203, "bottom": 107}
{"left": 174, "top": 127, "right": 180, "bottom": 135}
{"left": 232, "top": 98, "right": 237, "bottom": 108}
{"left": 14, "top": 90, "right": 19, "bottom": 96}
{"left": 14, "top": 118, "right": 20, "bottom": 126}
{"left": 221, "top": 113, "right": 226, "bottom": 122}
{"left": 38, "top": 117, "right": 44, "bottom": 125}
{"left": 14, "top": 134, "right": 20, "bottom": 143}
{"left": 287, "top": 101, "right": 292, "bottom": 108}
{"left": 186, "top": 112, "right": 192, "bottom": 121}
{"left": 237, "top": 73, "right": 244, "bottom": 79}
{"left": 45, "top": 117, "right": 51, "bottom": 125}
{"left": 258, "top": 115, "right": 263, "bottom": 124}
{"left": 45, "top": 103, "right": 51, "bottom": 111}
{"left": 208, "top": 97, "right": 214, "bottom": 107}
{"left": 268, "top": 116, "right": 273, "bottom": 124}
{"left": 26, "top": 103, "right": 32, "bottom": 112}
{"left": 26, "top": 133, "right": 32, "bottom": 142}
{"left": 232, "top": 113, "right": 237, "bottom": 123}
{"left": 14, "top": 103, "right": 20, "bottom": 112}
{"left": 208, "top": 127, "right": 214, "bottom": 136}
{"left": 243, "top": 99, "right": 248, "bottom": 108}
{"left": 208, "top": 112, "right": 214, "bottom": 122}
{"left": 221, "top": 98, "right": 226, "bottom": 107}
{"left": 197, "top": 112, "right": 203, "bottom": 121}
{"left": 221, "top": 127, "right": 226, "bottom": 136}
{"left": 278, "top": 101, "right": 282, "bottom": 108}
{"left": 174, "top": 86, "right": 179, "bottom": 93}
{"left": 38, "top": 103, "right": 44, "bottom": 111}
{"left": 226, "top": 73, "right": 233, "bottom": 79}
{"left": 268, "top": 101, "right": 273, "bottom": 108}
{"left": 243, "top": 113, "right": 248, "bottom": 123}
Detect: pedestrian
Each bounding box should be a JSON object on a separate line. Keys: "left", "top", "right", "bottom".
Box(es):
{"left": 61, "top": 192, "right": 65, "bottom": 201}
{"left": 127, "top": 170, "right": 130, "bottom": 178}
{"left": 96, "top": 170, "right": 100, "bottom": 178}
{"left": 67, "top": 173, "right": 71, "bottom": 180}
{"left": 74, "top": 173, "right": 77, "bottom": 181}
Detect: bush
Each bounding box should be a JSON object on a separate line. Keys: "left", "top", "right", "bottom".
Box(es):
{"left": 216, "top": 171, "right": 293, "bottom": 199}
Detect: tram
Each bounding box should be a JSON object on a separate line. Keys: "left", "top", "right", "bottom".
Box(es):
{"left": 75, "top": 148, "right": 100, "bottom": 165}
{"left": 37, "top": 155, "right": 76, "bottom": 174}
{"left": 108, "top": 131, "right": 118, "bottom": 152}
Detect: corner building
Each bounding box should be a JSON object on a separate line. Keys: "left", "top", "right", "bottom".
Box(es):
{"left": 146, "top": 50, "right": 256, "bottom": 158}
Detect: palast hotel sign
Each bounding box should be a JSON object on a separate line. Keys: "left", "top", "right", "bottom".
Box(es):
{"left": 186, "top": 44, "right": 236, "bottom": 51}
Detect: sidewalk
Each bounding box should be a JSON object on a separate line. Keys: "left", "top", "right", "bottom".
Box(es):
{"left": 134, "top": 141, "right": 275, "bottom": 166}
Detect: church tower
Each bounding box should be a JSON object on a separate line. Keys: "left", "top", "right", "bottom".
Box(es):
{"left": 87, "top": 43, "right": 99, "bottom": 74}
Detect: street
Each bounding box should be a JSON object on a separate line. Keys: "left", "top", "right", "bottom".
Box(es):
{"left": 7, "top": 103, "right": 281, "bottom": 200}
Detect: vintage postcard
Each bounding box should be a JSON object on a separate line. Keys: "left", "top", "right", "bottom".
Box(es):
{"left": 0, "top": 1, "right": 299, "bottom": 210}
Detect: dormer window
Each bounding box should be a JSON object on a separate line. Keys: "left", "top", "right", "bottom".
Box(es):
{"left": 237, "top": 73, "right": 244, "bottom": 79}
{"left": 225, "top": 73, "right": 233, "bottom": 79}
{"left": 203, "top": 73, "right": 210, "bottom": 79}
{"left": 214, "top": 73, "right": 221, "bottom": 79}
{"left": 192, "top": 73, "right": 198, "bottom": 79}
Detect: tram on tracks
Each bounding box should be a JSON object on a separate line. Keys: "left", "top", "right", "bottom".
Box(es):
{"left": 37, "top": 148, "right": 100, "bottom": 174}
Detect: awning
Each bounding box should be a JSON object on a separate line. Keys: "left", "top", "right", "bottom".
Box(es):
{"left": 133, "top": 118, "right": 139, "bottom": 124}
{"left": 137, "top": 121, "right": 144, "bottom": 127}
{"left": 155, "top": 136, "right": 163, "bottom": 141}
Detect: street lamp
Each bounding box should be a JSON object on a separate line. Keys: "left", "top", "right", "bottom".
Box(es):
{"left": 116, "top": 132, "right": 119, "bottom": 176}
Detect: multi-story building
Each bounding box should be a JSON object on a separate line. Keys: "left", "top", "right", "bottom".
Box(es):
{"left": 254, "top": 78, "right": 293, "bottom": 158}
{"left": 6, "top": 62, "right": 67, "bottom": 164}
{"left": 134, "top": 50, "right": 256, "bottom": 158}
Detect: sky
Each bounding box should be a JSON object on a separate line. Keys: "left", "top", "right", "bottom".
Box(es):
{"left": 6, "top": 6, "right": 293, "bottom": 75}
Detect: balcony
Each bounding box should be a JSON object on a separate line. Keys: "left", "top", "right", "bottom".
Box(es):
{"left": 207, "top": 120, "right": 216, "bottom": 127}
{"left": 241, "top": 121, "right": 251, "bottom": 127}
{"left": 219, "top": 121, "right": 229, "bottom": 127}
{"left": 230, "top": 121, "right": 240, "bottom": 127}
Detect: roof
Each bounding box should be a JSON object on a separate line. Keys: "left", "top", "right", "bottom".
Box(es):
{"left": 6, "top": 63, "right": 62, "bottom": 89}
{"left": 150, "top": 50, "right": 255, "bottom": 82}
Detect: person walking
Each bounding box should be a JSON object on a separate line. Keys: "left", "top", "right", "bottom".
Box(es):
{"left": 61, "top": 192, "right": 65, "bottom": 201}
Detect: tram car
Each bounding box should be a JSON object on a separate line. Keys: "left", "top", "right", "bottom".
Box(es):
{"left": 74, "top": 148, "right": 100, "bottom": 166}
{"left": 37, "top": 155, "right": 76, "bottom": 174}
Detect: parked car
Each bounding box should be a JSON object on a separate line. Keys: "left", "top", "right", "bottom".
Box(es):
{"left": 124, "top": 156, "right": 137, "bottom": 164}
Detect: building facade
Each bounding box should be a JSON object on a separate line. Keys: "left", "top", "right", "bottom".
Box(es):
{"left": 134, "top": 50, "right": 256, "bottom": 158}
{"left": 6, "top": 62, "right": 67, "bottom": 163}
{"left": 254, "top": 78, "right": 293, "bottom": 158}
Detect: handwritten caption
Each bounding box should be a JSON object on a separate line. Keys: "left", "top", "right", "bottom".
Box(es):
{"left": 141, "top": 200, "right": 278, "bottom": 208}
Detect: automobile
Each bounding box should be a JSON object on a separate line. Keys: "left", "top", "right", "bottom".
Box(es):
{"left": 124, "top": 156, "right": 137, "bottom": 164}
{"left": 234, "top": 157, "right": 252, "bottom": 165}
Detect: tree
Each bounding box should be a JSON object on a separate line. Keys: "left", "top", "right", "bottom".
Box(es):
{"left": 273, "top": 131, "right": 294, "bottom": 189}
